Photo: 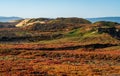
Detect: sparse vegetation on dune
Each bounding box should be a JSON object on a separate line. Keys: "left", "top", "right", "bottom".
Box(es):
{"left": 0, "top": 18, "right": 120, "bottom": 75}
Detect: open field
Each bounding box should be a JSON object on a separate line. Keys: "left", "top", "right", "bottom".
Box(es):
{"left": 0, "top": 43, "right": 120, "bottom": 76}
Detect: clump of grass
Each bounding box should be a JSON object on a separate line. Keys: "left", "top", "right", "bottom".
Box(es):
{"left": 0, "top": 49, "right": 21, "bottom": 55}
{"left": 34, "top": 52, "right": 47, "bottom": 56}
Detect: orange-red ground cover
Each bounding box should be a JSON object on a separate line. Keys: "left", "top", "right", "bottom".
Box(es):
{"left": 0, "top": 44, "right": 120, "bottom": 76}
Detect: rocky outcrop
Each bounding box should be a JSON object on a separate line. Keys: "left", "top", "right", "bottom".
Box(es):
{"left": 98, "top": 27, "right": 120, "bottom": 39}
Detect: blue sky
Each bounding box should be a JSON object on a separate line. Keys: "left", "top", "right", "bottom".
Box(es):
{"left": 0, "top": 0, "right": 120, "bottom": 18}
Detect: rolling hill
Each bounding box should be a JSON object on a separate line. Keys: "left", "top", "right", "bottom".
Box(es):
{"left": 0, "top": 17, "right": 119, "bottom": 47}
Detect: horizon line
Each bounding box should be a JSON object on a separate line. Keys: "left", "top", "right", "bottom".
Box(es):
{"left": 1, "top": 16, "right": 120, "bottom": 19}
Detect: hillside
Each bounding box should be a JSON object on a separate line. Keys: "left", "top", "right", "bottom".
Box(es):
{"left": 0, "top": 18, "right": 120, "bottom": 76}
{"left": 16, "top": 18, "right": 91, "bottom": 31}
{"left": 0, "top": 18, "right": 120, "bottom": 48}
{"left": 0, "top": 16, "right": 23, "bottom": 22}
{"left": 87, "top": 17, "right": 120, "bottom": 23}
